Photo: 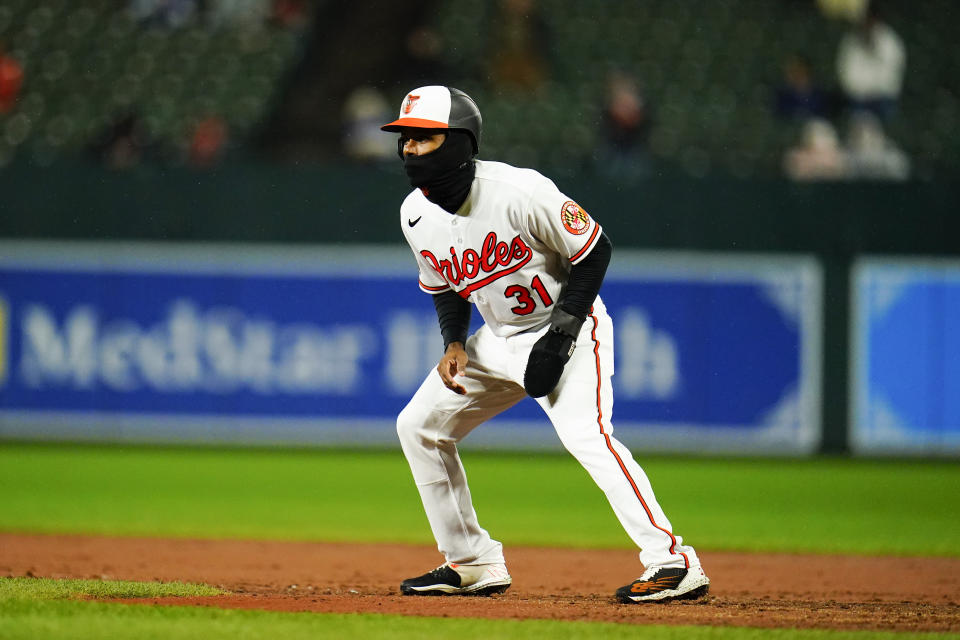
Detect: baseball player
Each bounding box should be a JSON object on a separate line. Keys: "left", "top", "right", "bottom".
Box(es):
{"left": 382, "top": 85, "right": 709, "bottom": 603}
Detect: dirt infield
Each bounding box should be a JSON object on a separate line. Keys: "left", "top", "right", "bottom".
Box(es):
{"left": 2, "top": 533, "right": 958, "bottom": 632}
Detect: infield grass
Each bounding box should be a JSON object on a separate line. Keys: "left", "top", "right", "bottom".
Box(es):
{"left": 0, "top": 442, "right": 958, "bottom": 556}
{"left": 0, "top": 577, "right": 223, "bottom": 601}
{"left": 0, "top": 578, "right": 955, "bottom": 640}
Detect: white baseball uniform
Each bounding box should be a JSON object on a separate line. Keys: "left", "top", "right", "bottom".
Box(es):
{"left": 397, "top": 160, "right": 700, "bottom": 572}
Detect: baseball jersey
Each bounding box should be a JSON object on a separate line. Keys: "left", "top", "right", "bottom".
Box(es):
{"left": 401, "top": 160, "right": 603, "bottom": 338}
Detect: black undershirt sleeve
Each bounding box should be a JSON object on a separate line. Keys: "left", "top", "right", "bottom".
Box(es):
{"left": 432, "top": 289, "right": 472, "bottom": 350}
{"left": 558, "top": 231, "right": 612, "bottom": 321}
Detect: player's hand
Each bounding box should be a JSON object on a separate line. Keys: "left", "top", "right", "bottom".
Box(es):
{"left": 438, "top": 342, "right": 468, "bottom": 395}
{"left": 523, "top": 308, "right": 584, "bottom": 398}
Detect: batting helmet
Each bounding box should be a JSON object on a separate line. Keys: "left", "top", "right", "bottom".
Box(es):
{"left": 381, "top": 86, "right": 482, "bottom": 155}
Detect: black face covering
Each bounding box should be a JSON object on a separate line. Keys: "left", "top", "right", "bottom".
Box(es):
{"left": 403, "top": 130, "right": 476, "bottom": 214}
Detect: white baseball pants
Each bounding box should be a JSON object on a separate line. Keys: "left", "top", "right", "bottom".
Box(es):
{"left": 396, "top": 298, "right": 700, "bottom": 571}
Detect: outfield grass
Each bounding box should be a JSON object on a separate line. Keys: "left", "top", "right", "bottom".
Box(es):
{"left": 1, "top": 577, "right": 955, "bottom": 640}
{"left": 0, "top": 443, "right": 958, "bottom": 556}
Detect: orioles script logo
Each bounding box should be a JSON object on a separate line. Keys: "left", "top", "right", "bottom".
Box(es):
{"left": 421, "top": 232, "right": 532, "bottom": 291}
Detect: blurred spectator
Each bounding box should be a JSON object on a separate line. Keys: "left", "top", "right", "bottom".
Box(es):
{"left": 342, "top": 86, "right": 395, "bottom": 163}
{"left": 784, "top": 113, "right": 910, "bottom": 182}
{"left": 89, "top": 111, "right": 154, "bottom": 170}
{"left": 843, "top": 112, "right": 910, "bottom": 180}
{"left": 130, "top": 0, "right": 198, "bottom": 29}
{"left": 206, "top": 0, "right": 270, "bottom": 29}
{"left": 783, "top": 118, "right": 847, "bottom": 181}
{"left": 596, "top": 70, "right": 652, "bottom": 182}
{"left": 774, "top": 53, "right": 833, "bottom": 121}
{"left": 188, "top": 115, "right": 229, "bottom": 168}
{"left": 836, "top": 6, "right": 905, "bottom": 121}
{"left": 270, "top": 0, "right": 309, "bottom": 31}
{"left": 0, "top": 43, "right": 23, "bottom": 115}
{"left": 487, "top": 0, "right": 551, "bottom": 93}
{"left": 403, "top": 25, "right": 446, "bottom": 87}
{"left": 816, "top": 0, "right": 869, "bottom": 21}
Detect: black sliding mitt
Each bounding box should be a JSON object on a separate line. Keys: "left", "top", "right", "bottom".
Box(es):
{"left": 523, "top": 308, "right": 585, "bottom": 398}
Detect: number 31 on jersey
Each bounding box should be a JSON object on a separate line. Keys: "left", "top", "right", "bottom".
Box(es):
{"left": 505, "top": 275, "right": 553, "bottom": 315}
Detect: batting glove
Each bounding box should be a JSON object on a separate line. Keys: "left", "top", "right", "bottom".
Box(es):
{"left": 523, "top": 307, "right": 584, "bottom": 398}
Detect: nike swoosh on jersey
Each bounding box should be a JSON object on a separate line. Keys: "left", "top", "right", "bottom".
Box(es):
{"left": 408, "top": 216, "right": 423, "bottom": 227}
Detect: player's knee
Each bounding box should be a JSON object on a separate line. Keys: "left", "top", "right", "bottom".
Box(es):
{"left": 396, "top": 404, "right": 427, "bottom": 446}
{"left": 396, "top": 407, "right": 414, "bottom": 441}
{"left": 397, "top": 404, "right": 451, "bottom": 450}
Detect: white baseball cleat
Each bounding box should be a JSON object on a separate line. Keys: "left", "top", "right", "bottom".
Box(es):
{"left": 400, "top": 562, "right": 512, "bottom": 596}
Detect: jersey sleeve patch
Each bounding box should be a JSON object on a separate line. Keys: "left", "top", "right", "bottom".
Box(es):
{"left": 561, "top": 201, "right": 591, "bottom": 235}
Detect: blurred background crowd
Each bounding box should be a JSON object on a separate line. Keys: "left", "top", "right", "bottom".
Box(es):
{"left": 0, "top": 0, "right": 956, "bottom": 181}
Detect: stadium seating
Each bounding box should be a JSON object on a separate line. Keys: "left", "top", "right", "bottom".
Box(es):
{"left": 0, "top": 0, "right": 307, "bottom": 167}
{"left": 435, "top": 0, "right": 958, "bottom": 179}
{"left": 0, "top": 0, "right": 956, "bottom": 178}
